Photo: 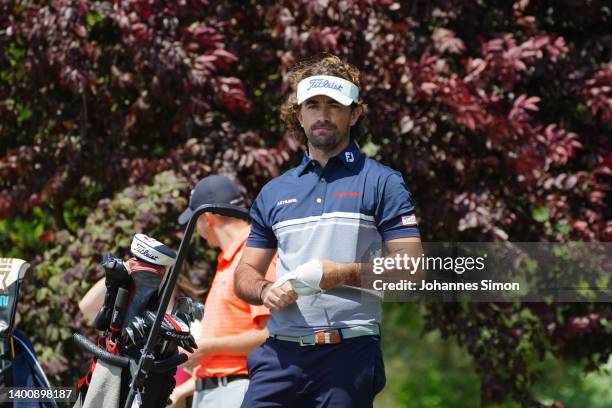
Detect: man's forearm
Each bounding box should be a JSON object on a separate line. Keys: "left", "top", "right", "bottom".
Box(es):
{"left": 320, "top": 260, "right": 363, "bottom": 290}
{"left": 170, "top": 377, "right": 195, "bottom": 404}
{"left": 320, "top": 246, "right": 424, "bottom": 291}
{"left": 234, "top": 263, "right": 271, "bottom": 305}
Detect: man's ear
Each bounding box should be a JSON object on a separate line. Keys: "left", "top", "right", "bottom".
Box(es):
{"left": 349, "top": 105, "right": 363, "bottom": 126}
{"left": 204, "top": 213, "right": 214, "bottom": 227}
{"left": 296, "top": 105, "right": 304, "bottom": 128}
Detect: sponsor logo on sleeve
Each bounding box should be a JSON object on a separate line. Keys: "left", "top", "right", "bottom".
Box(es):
{"left": 401, "top": 214, "right": 417, "bottom": 226}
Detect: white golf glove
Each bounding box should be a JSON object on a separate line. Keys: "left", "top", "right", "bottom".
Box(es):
{"left": 272, "top": 259, "right": 324, "bottom": 296}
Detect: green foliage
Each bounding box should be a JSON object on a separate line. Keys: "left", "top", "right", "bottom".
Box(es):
{"left": 17, "top": 171, "right": 214, "bottom": 383}
{"left": 532, "top": 207, "right": 549, "bottom": 223}
{"left": 0, "top": 207, "right": 52, "bottom": 257}
{"left": 378, "top": 303, "right": 481, "bottom": 408}
{"left": 0, "top": 1, "right": 609, "bottom": 405}
{"left": 378, "top": 303, "right": 612, "bottom": 408}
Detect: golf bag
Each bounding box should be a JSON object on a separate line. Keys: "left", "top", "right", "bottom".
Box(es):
{"left": 122, "top": 203, "right": 249, "bottom": 408}
{"left": 0, "top": 258, "right": 57, "bottom": 408}
{"left": 73, "top": 234, "right": 202, "bottom": 408}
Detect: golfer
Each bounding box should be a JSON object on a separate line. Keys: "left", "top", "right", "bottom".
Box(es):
{"left": 234, "top": 54, "right": 421, "bottom": 407}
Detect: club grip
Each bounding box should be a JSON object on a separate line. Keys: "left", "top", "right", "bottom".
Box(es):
{"left": 73, "top": 333, "right": 129, "bottom": 368}
{"left": 109, "top": 288, "right": 129, "bottom": 341}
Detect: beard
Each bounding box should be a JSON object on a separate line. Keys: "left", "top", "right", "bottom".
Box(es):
{"left": 306, "top": 122, "right": 348, "bottom": 151}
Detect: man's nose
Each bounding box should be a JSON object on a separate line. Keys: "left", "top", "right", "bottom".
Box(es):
{"left": 315, "top": 105, "right": 332, "bottom": 120}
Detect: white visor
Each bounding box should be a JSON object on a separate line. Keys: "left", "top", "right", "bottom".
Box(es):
{"left": 296, "top": 75, "right": 359, "bottom": 106}
{"left": 130, "top": 233, "right": 176, "bottom": 267}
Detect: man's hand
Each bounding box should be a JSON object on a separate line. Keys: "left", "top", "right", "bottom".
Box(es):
{"left": 273, "top": 259, "right": 324, "bottom": 296}
{"left": 261, "top": 281, "right": 298, "bottom": 310}
{"left": 167, "top": 378, "right": 194, "bottom": 408}
{"left": 179, "top": 339, "right": 212, "bottom": 370}
{"left": 292, "top": 259, "right": 324, "bottom": 295}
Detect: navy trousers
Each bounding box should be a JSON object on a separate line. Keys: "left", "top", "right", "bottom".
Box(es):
{"left": 241, "top": 335, "right": 386, "bottom": 408}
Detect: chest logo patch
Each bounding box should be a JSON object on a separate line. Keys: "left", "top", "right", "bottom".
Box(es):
{"left": 335, "top": 192, "right": 362, "bottom": 197}
{"left": 276, "top": 198, "right": 298, "bottom": 206}
{"left": 345, "top": 152, "right": 354, "bottom": 162}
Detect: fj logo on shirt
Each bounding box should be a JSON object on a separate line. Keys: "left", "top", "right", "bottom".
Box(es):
{"left": 276, "top": 198, "right": 298, "bottom": 206}
{"left": 345, "top": 152, "right": 354, "bottom": 162}
{"left": 401, "top": 214, "right": 417, "bottom": 226}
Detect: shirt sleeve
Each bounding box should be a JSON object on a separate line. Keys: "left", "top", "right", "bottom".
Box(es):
{"left": 249, "top": 255, "right": 276, "bottom": 326}
{"left": 375, "top": 172, "right": 420, "bottom": 241}
{"left": 246, "top": 190, "right": 278, "bottom": 249}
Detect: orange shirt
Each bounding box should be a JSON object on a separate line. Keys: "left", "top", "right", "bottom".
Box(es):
{"left": 194, "top": 226, "right": 273, "bottom": 379}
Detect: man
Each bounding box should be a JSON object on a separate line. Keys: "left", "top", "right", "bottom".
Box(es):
{"left": 170, "top": 175, "right": 273, "bottom": 408}
{"left": 234, "top": 54, "right": 422, "bottom": 407}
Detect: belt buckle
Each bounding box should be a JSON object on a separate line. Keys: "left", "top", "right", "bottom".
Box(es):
{"left": 206, "top": 377, "right": 228, "bottom": 388}
{"left": 314, "top": 329, "right": 341, "bottom": 345}
{"left": 298, "top": 334, "right": 316, "bottom": 346}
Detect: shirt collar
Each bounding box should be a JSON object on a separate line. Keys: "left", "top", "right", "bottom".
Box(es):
{"left": 295, "top": 152, "right": 312, "bottom": 176}
{"left": 297, "top": 141, "right": 362, "bottom": 176}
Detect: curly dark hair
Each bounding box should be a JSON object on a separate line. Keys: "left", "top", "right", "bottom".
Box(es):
{"left": 280, "top": 53, "right": 368, "bottom": 145}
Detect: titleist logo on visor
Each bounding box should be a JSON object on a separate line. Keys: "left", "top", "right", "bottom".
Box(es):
{"left": 306, "top": 78, "right": 343, "bottom": 91}
{"left": 133, "top": 243, "right": 159, "bottom": 261}
{"left": 297, "top": 75, "right": 359, "bottom": 106}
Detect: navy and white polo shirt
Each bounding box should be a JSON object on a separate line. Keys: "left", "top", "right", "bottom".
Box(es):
{"left": 247, "top": 142, "right": 420, "bottom": 336}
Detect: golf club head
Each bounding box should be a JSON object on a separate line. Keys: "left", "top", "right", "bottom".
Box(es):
{"left": 130, "top": 234, "right": 176, "bottom": 267}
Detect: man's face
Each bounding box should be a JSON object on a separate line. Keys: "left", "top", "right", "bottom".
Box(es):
{"left": 297, "top": 95, "right": 361, "bottom": 151}
{"left": 196, "top": 213, "right": 219, "bottom": 248}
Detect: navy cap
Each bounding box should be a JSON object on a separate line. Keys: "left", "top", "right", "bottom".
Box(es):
{"left": 178, "top": 175, "right": 244, "bottom": 225}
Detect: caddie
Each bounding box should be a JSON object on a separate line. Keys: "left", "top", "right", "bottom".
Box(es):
{"left": 234, "top": 54, "right": 422, "bottom": 407}
{"left": 171, "top": 175, "right": 274, "bottom": 408}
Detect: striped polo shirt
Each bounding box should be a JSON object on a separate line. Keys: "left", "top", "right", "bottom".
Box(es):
{"left": 247, "top": 142, "right": 420, "bottom": 336}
